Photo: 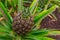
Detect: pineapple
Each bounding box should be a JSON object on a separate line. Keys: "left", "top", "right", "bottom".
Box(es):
{"left": 12, "top": 10, "right": 34, "bottom": 35}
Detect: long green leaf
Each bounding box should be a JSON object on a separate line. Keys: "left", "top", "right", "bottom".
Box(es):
{"left": 16, "top": 35, "right": 22, "bottom": 40}
{"left": 0, "top": 34, "right": 13, "bottom": 40}
{"left": 18, "top": 0, "right": 23, "bottom": 12}
{"left": 25, "top": 35, "right": 55, "bottom": 40}
{"left": 0, "top": 28, "right": 10, "bottom": 33}
{"left": 7, "top": 0, "right": 15, "bottom": 10}
{"left": 30, "top": 0, "right": 39, "bottom": 14}
{"left": 34, "top": 5, "right": 57, "bottom": 24}
{"left": 49, "top": 30, "right": 60, "bottom": 35}
{"left": 0, "top": 2, "right": 13, "bottom": 23}
{"left": 51, "top": 0, "right": 60, "bottom": 6}
{"left": 0, "top": 12, "right": 2, "bottom": 17}
{"left": 0, "top": 21, "right": 12, "bottom": 30}
{"left": 28, "top": 29, "right": 50, "bottom": 36}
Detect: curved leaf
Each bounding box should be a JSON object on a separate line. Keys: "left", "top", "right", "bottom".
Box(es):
{"left": 28, "top": 29, "right": 50, "bottom": 36}
{"left": 30, "top": 0, "right": 39, "bottom": 14}
{"left": 25, "top": 35, "right": 55, "bottom": 40}
{"left": 18, "top": 0, "right": 23, "bottom": 12}
{"left": 0, "top": 2, "right": 13, "bottom": 23}
{"left": 34, "top": 5, "right": 57, "bottom": 24}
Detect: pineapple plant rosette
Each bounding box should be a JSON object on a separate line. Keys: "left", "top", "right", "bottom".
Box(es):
{"left": 0, "top": 0, "right": 60, "bottom": 40}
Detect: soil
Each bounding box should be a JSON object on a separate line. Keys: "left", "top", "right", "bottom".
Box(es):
{"left": 40, "top": 8, "right": 60, "bottom": 30}
{"left": 40, "top": 8, "right": 60, "bottom": 40}
{"left": 48, "top": 35, "right": 60, "bottom": 40}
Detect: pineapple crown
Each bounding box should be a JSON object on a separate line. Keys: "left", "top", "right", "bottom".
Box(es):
{"left": 22, "top": 7, "right": 31, "bottom": 18}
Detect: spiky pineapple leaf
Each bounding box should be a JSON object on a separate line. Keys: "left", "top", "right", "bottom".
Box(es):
{"left": 12, "top": 0, "right": 17, "bottom": 5}
{"left": 18, "top": 0, "right": 23, "bottom": 12}
{"left": 0, "top": 27, "right": 10, "bottom": 33}
{"left": 34, "top": 5, "right": 57, "bottom": 24}
{"left": 49, "top": 30, "right": 60, "bottom": 35}
{"left": 25, "top": 35, "right": 55, "bottom": 40}
{"left": 0, "top": 34, "right": 14, "bottom": 40}
{"left": 16, "top": 35, "right": 22, "bottom": 40}
{"left": 0, "top": 24, "right": 11, "bottom": 31}
{"left": 5, "top": 0, "right": 8, "bottom": 9}
{"left": 0, "top": 2, "right": 13, "bottom": 23}
{"left": 30, "top": 0, "right": 39, "bottom": 14}
{"left": 28, "top": 29, "right": 50, "bottom": 36}
{"left": 0, "top": 12, "right": 2, "bottom": 17}
{"left": 0, "top": 21, "right": 12, "bottom": 30}
{"left": 51, "top": 0, "right": 60, "bottom": 6}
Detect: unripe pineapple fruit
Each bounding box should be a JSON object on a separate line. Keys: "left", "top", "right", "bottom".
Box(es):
{"left": 12, "top": 9, "right": 34, "bottom": 35}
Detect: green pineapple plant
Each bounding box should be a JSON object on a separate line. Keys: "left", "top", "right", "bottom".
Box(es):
{"left": 0, "top": 0, "right": 60, "bottom": 40}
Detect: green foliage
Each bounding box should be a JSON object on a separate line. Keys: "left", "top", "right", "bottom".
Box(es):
{"left": 34, "top": 5, "right": 57, "bottom": 24}
{"left": 0, "top": 2, "right": 13, "bottom": 23}
{"left": 30, "top": 0, "right": 39, "bottom": 15}
{"left": 51, "top": 0, "right": 60, "bottom": 6}
{"left": 0, "top": 0, "right": 60, "bottom": 40}
{"left": 18, "top": 0, "right": 23, "bottom": 12}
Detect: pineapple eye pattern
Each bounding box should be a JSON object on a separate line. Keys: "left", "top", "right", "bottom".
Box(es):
{"left": 12, "top": 12, "right": 34, "bottom": 35}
